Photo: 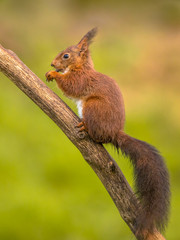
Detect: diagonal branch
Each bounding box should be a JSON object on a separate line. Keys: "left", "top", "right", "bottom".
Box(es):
{"left": 0, "top": 44, "right": 165, "bottom": 240}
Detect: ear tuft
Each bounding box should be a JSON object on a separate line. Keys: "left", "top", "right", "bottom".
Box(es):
{"left": 77, "top": 27, "right": 98, "bottom": 53}
{"left": 82, "top": 27, "right": 98, "bottom": 45}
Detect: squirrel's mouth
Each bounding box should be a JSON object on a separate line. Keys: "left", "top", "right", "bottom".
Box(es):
{"left": 56, "top": 68, "right": 69, "bottom": 74}
{"left": 56, "top": 69, "right": 63, "bottom": 72}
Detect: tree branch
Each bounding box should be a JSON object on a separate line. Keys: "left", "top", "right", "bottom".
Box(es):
{"left": 0, "top": 44, "right": 165, "bottom": 240}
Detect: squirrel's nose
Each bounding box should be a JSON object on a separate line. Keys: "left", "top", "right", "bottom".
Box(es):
{"left": 51, "top": 63, "right": 55, "bottom": 67}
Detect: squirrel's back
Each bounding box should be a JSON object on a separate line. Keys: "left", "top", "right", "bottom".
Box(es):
{"left": 77, "top": 70, "right": 125, "bottom": 143}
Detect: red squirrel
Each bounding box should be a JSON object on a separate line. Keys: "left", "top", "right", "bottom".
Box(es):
{"left": 46, "top": 28, "right": 170, "bottom": 239}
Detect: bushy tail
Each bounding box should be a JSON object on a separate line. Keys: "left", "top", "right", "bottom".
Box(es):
{"left": 116, "top": 131, "right": 170, "bottom": 238}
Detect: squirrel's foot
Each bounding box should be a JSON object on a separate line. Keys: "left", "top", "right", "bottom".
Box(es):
{"left": 45, "top": 70, "right": 57, "bottom": 82}
{"left": 76, "top": 121, "right": 87, "bottom": 132}
{"left": 75, "top": 121, "right": 88, "bottom": 139}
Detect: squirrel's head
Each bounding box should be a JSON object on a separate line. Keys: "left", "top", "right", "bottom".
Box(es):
{"left": 51, "top": 27, "right": 97, "bottom": 73}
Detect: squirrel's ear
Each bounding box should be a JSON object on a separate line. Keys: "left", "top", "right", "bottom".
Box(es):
{"left": 77, "top": 27, "right": 98, "bottom": 53}
{"left": 77, "top": 38, "right": 88, "bottom": 53}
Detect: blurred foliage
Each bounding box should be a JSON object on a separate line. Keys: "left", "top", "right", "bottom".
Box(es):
{"left": 0, "top": 0, "right": 180, "bottom": 239}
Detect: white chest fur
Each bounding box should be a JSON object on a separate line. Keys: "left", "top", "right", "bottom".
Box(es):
{"left": 76, "top": 100, "right": 83, "bottom": 118}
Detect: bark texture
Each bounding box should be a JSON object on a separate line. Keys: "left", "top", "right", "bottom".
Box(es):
{"left": 0, "top": 44, "right": 165, "bottom": 240}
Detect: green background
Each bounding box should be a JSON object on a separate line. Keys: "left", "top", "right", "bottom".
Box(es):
{"left": 0, "top": 0, "right": 180, "bottom": 239}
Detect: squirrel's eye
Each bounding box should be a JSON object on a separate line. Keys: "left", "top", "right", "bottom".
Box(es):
{"left": 63, "top": 53, "right": 69, "bottom": 59}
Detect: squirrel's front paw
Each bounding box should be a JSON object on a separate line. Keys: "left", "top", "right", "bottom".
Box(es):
{"left": 45, "top": 70, "right": 56, "bottom": 82}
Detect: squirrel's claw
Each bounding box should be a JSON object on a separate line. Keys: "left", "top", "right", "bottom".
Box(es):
{"left": 76, "top": 121, "right": 87, "bottom": 132}
{"left": 45, "top": 71, "right": 55, "bottom": 82}
{"left": 75, "top": 121, "right": 88, "bottom": 139}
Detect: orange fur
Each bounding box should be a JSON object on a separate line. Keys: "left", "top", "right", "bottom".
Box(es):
{"left": 46, "top": 28, "right": 170, "bottom": 239}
